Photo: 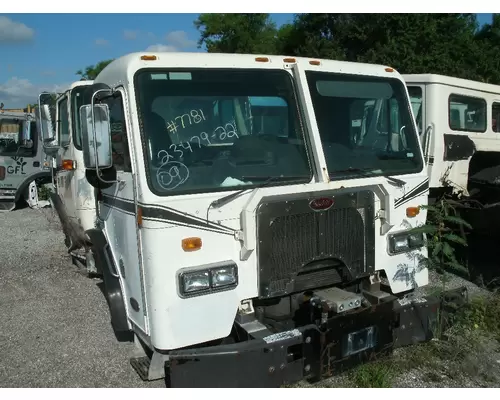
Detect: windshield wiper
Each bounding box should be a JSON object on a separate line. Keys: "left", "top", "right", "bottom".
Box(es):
{"left": 210, "top": 175, "right": 310, "bottom": 209}
{"left": 330, "top": 167, "right": 375, "bottom": 178}
{"left": 330, "top": 167, "right": 406, "bottom": 188}
{"left": 385, "top": 175, "right": 406, "bottom": 188}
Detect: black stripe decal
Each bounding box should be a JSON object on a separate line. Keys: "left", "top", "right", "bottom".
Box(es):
{"left": 102, "top": 195, "right": 135, "bottom": 214}
{"left": 101, "top": 194, "right": 235, "bottom": 234}
{"left": 394, "top": 179, "right": 429, "bottom": 208}
{"left": 394, "top": 178, "right": 428, "bottom": 205}
{"left": 143, "top": 216, "right": 234, "bottom": 236}
{"left": 139, "top": 202, "right": 235, "bottom": 233}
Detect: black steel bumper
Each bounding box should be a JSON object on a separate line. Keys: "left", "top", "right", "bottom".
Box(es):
{"left": 166, "top": 286, "right": 468, "bottom": 388}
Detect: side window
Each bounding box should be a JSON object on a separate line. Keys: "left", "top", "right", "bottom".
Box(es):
{"left": 103, "top": 93, "right": 131, "bottom": 173}
{"left": 407, "top": 86, "right": 423, "bottom": 136}
{"left": 58, "top": 97, "right": 70, "bottom": 147}
{"left": 448, "top": 94, "right": 487, "bottom": 133}
{"left": 492, "top": 102, "right": 500, "bottom": 133}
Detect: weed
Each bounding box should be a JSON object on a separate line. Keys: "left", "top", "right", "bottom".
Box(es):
{"left": 411, "top": 197, "right": 471, "bottom": 283}
{"left": 456, "top": 293, "right": 500, "bottom": 341}
{"left": 37, "top": 184, "right": 52, "bottom": 201}
{"left": 350, "top": 360, "right": 394, "bottom": 388}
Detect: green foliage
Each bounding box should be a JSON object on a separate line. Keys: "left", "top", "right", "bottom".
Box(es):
{"left": 37, "top": 184, "right": 51, "bottom": 201}
{"left": 350, "top": 360, "right": 394, "bottom": 388}
{"left": 458, "top": 294, "right": 500, "bottom": 340}
{"left": 194, "top": 14, "right": 283, "bottom": 54}
{"left": 76, "top": 59, "right": 114, "bottom": 80}
{"left": 411, "top": 198, "right": 471, "bottom": 278}
{"left": 192, "top": 13, "right": 500, "bottom": 85}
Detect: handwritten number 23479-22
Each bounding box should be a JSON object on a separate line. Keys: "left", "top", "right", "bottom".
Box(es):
{"left": 158, "top": 121, "right": 239, "bottom": 164}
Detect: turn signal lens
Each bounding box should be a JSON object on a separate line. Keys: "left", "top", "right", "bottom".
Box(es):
{"left": 182, "top": 237, "right": 202, "bottom": 252}
{"left": 61, "top": 159, "right": 75, "bottom": 170}
{"left": 406, "top": 206, "right": 420, "bottom": 218}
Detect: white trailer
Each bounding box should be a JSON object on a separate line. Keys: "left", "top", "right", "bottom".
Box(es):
{"left": 36, "top": 80, "right": 98, "bottom": 273}
{"left": 0, "top": 110, "right": 52, "bottom": 211}
{"left": 403, "top": 74, "right": 500, "bottom": 233}
{"left": 38, "top": 53, "right": 466, "bottom": 387}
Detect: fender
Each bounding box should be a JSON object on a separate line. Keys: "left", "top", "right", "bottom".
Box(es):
{"left": 86, "top": 228, "right": 130, "bottom": 338}
{"left": 14, "top": 170, "right": 52, "bottom": 203}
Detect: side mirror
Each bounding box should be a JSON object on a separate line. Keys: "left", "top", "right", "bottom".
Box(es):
{"left": 37, "top": 92, "right": 57, "bottom": 142}
{"left": 20, "top": 118, "right": 34, "bottom": 148}
{"left": 80, "top": 103, "right": 112, "bottom": 169}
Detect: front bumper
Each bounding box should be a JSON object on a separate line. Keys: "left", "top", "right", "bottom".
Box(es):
{"left": 166, "top": 287, "right": 468, "bottom": 388}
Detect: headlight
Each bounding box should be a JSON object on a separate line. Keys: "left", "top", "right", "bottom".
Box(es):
{"left": 178, "top": 262, "right": 238, "bottom": 297}
{"left": 182, "top": 271, "right": 210, "bottom": 294}
{"left": 388, "top": 231, "right": 424, "bottom": 254}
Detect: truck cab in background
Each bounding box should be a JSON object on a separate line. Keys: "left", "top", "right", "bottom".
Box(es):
{"left": 0, "top": 110, "right": 52, "bottom": 212}
{"left": 36, "top": 80, "right": 98, "bottom": 273}
{"left": 403, "top": 74, "right": 500, "bottom": 233}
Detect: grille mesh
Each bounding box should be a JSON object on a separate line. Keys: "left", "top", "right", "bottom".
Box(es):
{"left": 257, "top": 190, "right": 375, "bottom": 298}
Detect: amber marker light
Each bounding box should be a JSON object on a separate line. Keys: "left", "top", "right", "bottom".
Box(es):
{"left": 182, "top": 237, "right": 202, "bottom": 252}
{"left": 406, "top": 206, "right": 420, "bottom": 218}
{"left": 61, "top": 159, "right": 76, "bottom": 170}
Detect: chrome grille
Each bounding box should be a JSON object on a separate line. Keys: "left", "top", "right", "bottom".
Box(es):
{"left": 257, "top": 189, "right": 375, "bottom": 298}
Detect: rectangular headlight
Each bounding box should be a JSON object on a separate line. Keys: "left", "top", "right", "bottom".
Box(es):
{"left": 178, "top": 262, "right": 238, "bottom": 297}
{"left": 182, "top": 270, "right": 210, "bottom": 294}
{"left": 388, "top": 231, "right": 424, "bottom": 255}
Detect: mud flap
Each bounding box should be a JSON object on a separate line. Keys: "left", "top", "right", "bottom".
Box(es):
{"left": 86, "top": 228, "right": 130, "bottom": 338}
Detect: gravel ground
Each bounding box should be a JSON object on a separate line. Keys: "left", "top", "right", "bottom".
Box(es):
{"left": 0, "top": 207, "right": 163, "bottom": 388}
{"left": 0, "top": 207, "right": 498, "bottom": 388}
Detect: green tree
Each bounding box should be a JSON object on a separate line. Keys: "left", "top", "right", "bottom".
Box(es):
{"left": 282, "top": 14, "right": 484, "bottom": 81}
{"left": 76, "top": 59, "right": 114, "bottom": 80}
{"left": 474, "top": 13, "right": 500, "bottom": 84}
{"left": 194, "top": 13, "right": 282, "bottom": 54}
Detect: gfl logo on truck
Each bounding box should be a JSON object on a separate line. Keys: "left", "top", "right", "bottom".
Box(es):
{"left": 6, "top": 157, "right": 27, "bottom": 175}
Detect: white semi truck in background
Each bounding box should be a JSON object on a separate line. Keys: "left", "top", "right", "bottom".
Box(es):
{"left": 0, "top": 110, "right": 52, "bottom": 212}
{"left": 36, "top": 80, "right": 98, "bottom": 274}
{"left": 402, "top": 74, "right": 500, "bottom": 285}
{"left": 403, "top": 74, "right": 500, "bottom": 206}
{"left": 37, "top": 52, "right": 466, "bottom": 387}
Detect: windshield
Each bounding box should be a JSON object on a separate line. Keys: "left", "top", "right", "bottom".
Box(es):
{"left": 71, "top": 86, "right": 88, "bottom": 149}
{"left": 305, "top": 71, "right": 423, "bottom": 179}
{"left": 0, "top": 118, "right": 33, "bottom": 157}
{"left": 134, "top": 68, "right": 312, "bottom": 195}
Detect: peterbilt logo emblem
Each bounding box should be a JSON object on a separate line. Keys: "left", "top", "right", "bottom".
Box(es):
{"left": 309, "top": 197, "right": 334, "bottom": 211}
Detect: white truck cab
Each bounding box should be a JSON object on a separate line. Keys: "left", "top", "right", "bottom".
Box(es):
{"left": 38, "top": 53, "right": 466, "bottom": 387}
{"left": 37, "top": 80, "right": 98, "bottom": 271}
{"left": 403, "top": 74, "right": 500, "bottom": 234}
{"left": 0, "top": 110, "right": 52, "bottom": 211}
